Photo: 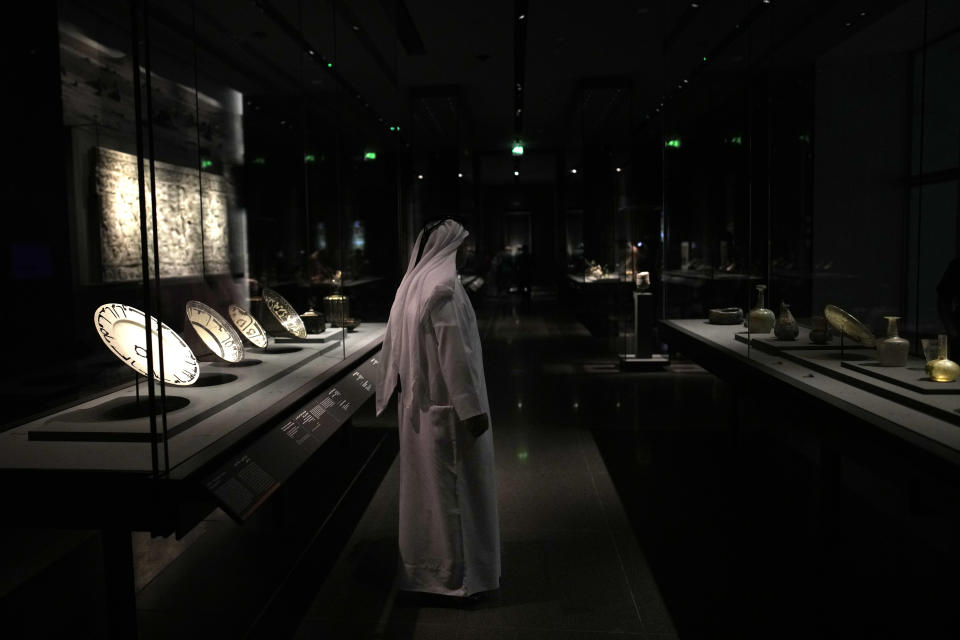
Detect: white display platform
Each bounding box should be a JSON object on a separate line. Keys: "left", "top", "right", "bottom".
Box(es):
{"left": 0, "top": 324, "right": 386, "bottom": 475}
{"left": 663, "top": 319, "right": 960, "bottom": 466}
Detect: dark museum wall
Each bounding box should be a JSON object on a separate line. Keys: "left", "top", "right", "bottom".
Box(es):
{"left": 812, "top": 22, "right": 913, "bottom": 329}
{"left": 8, "top": 5, "right": 74, "bottom": 370}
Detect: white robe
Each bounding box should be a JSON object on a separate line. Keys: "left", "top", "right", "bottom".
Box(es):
{"left": 376, "top": 221, "right": 500, "bottom": 596}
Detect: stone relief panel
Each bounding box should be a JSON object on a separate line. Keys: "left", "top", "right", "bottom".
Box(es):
{"left": 95, "top": 147, "right": 231, "bottom": 281}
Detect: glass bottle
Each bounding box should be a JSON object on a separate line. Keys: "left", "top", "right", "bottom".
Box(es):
{"left": 928, "top": 334, "right": 960, "bottom": 382}
{"left": 876, "top": 316, "right": 909, "bottom": 367}
{"left": 747, "top": 284, "right": 775, "bottom": 333}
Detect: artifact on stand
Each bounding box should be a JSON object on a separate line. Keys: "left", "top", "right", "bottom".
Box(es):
{"left": 876, "top": 316, "right": 909, "bottom": 367}
{"left": 262, "top": 288, "right": 307, "bottom": 338}
{"left": 824, "top": 304, "right": 876, "bottom": 347}
{"left": 636, "top": 271, "right": 651, "bottom": 291}
{"left": 774, "top": 302, "right": 799, "bottom": 341}
{"left": 708, "top": 307, "right": 743, "bottom": 325}
{"left": 185, "top": 300, "right": 244, "bottom": 362}
{"left": 809, "top": 315, "right": 832, "bottom": 344}
{"left": 94, "top": 303, "right": 199, "bottom": 386}
{"left": 324, "top": 294, "right": 349, "bottom": 325}
{"left": 228, "top": 304, "right": 268, "bottom": 348}
{"left": 747, "top": 284, "right": 775, "bottom": 333}
{"left": 300, "top": 305, "right": 326, "bottom": 334}
{"left": 921, "top": 337, "right": 939, "bottom": 364}
{"left": 927, "top": 334, "right": 959, "bottom": 382}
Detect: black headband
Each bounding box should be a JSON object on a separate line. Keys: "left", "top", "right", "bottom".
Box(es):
{"left": 415, "top": 220, "right": 448, "bottom": 266}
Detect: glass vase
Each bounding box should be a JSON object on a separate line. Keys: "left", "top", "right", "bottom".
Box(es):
{"left": 876, "top": 316, "right": 909, "bottom": 367}
{"left": 928, "top": 334, "right": 960, "bottom": 382}
{"left": 747, "top": 284, "right": 775, "bottom": 334}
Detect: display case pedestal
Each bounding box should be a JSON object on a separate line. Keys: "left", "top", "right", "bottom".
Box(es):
{"left": 620, "top": 291, "right": 668, "bottom": 371}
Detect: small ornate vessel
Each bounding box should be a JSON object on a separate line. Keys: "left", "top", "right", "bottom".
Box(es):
{"left": 927, "top": 334, "right": 960, "bottom": 382}
{"left": 774, "top": 302, "right": 799, "bottom": 341}
{"left": 747, "top": 284, "right": 775, "bottom": 334}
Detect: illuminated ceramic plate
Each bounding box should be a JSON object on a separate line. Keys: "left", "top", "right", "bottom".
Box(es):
{"left": 824, "top": 304, "right": 876, "bottom": 347}
{"left": 262, "top": 287, "right": 307, "bottom": 338}
{"left": 185, "top": 300, "right": 244, "bottom": 362}
{"left": 94, "top": 303, "right": 199, "bottom": 385}
{"left": 228, "top": 304, "right": 268, "bottom": 348}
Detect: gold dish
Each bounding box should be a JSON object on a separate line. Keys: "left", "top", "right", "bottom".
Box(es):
{"left": 824, "top": 304, "right": 875, "bottom": 347}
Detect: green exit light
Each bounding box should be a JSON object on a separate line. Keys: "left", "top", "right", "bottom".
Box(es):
{"left": 665, "top": 138, "right": 682, "bottom": 148}
{"left": 798, "top": 134, "right": 811, "bottom": 144}
{"left": 200, "top": 158, "right": 213, "bottom": 170}
{"left": 327, "top": 62, "right": 333, "bottom": 68}
{"left": 364, "top": 151, "right": 377, "bottom": 161}
{"left": 304, "top": 154, "right": 316, "bottom": 164}
{"left": 253, "top": 157, "right": 266, "bottom": 165}
{"left": 511, "top": 143, "right": 524, "bottom": 156}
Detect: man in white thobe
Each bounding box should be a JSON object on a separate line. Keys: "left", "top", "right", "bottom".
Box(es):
{"left": 376, "top": 219, "right": 500, "bottom": 598}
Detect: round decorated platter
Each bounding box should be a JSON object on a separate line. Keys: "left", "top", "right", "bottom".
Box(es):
{"left": 824, "top": 304, "right": 876, "bottom": 347}
{"left": 262, "top": 287, "right": 307, "bottom": 338}
{"left": 186, "top": 300, "right": 244, "bottom": 362}
{"left": 228, "top": 304, "right": 268, "bottom": 348}
{"left": 94, "top": 303, "right": 199, "bottom": 385}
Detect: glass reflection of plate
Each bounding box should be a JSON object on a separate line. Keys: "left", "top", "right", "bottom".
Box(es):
{"left": 262, "top": 288, "right": 307, "bottom": 338}
{"left": 94, "top": 303, "right": 199, "bottom": 385}
{"left": 824, "top": 304, "right": 876, "bottom": 347}
{"left": 228, "top": 304, "right": 268, "bottom": 348}
{"left": 186, "top": 301, "right": 244, "bottom": 363}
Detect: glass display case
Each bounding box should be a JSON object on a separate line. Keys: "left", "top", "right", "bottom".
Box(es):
{"left": 2, "top": 0, "right": 406, "bottom": 531}
{"left": 657, "top": 0, "right": 959, "bottom": 416}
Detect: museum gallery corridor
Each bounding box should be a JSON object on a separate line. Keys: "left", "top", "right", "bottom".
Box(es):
{"left": 289, "top": 291, "right": 681, "bottom": 639}
{"left": 6, "top": 291, "right": 957, "bottom": 638}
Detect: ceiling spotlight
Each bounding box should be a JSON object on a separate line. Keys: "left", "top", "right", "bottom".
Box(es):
{"left": 859, "top": 10, "right": 867, "bottom": 16}
{"left": 571, "top": 168, "right": 578, "bottom": 174}
{"left": 352, "top": 24, "right": 359, "bottom": 31}
{"left": 690, "top": 2, "right": 699, "bottom": 7}
{"left": 417, "top": 174, "right": 423, "bottom": 180}
{"left": 458, "top": 172, "right": 463, "bottom": 178}
{"left": 514, "top": 170, "right": 519, "bottom": 176}
{"left": 616, "top": 167, "right": 622, "bottom": 173}
{"left": 844, "top": 21, "right": 852, "bottom": 26}
{"left": 518, "top": 13, "right": 525, "bottom": 20}
{"left": 308, "top": 49, "right": 315, "bottom": 56}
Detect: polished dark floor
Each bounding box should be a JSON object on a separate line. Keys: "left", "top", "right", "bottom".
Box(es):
{"left": 291, "top": 291, "right": 681, "bottom": 639}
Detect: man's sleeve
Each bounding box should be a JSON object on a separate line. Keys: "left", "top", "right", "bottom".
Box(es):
{"left": 428, "top": 293, "right": 485, "bottom": 421}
